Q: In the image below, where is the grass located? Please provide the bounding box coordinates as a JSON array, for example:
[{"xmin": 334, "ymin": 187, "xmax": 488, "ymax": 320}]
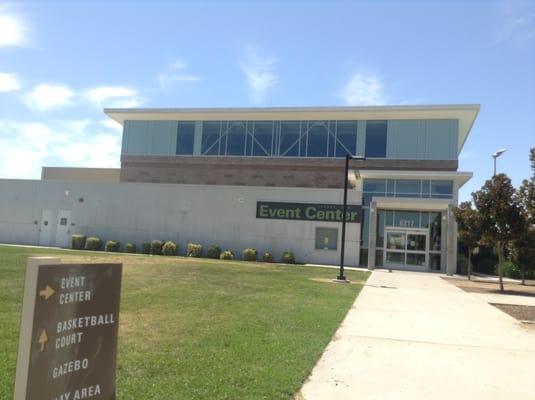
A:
[{"xmin": 0, "ymin": 245, "xmax": 369, "ymax": 399}]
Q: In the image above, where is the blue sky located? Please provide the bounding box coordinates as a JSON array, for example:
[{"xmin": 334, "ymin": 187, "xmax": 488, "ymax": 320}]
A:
[{"xmin": 0, "ymin": 0, "xmax": 534, "ymax": 201}]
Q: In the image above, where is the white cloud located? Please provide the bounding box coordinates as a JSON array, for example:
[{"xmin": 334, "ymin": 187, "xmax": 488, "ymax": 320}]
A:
[
  {"xmin": 498, "ymin": 2, "xmax": 535, "ymax": 43},
  {"xmin": 240, "ymin": 47, "xmax": 278, "ymax": 104},
  {"xmin": 339, "ymin": 72, "xmax": 386, "ymax": 106},
  {"xmin": 0, "ymin": 72, "xmax": 21, "ymax": 92},
  {"xmin": 22, "ymin": 83, "xmax": 74, "ymax": 111},
  {"xmin": 157, "ymin": 59, "xmax": 202, "ymax": 89},
  {"xmin": 84, "ymin": 86, "xmax": 143, "ymax": 108},
  {"xmin": 0, "ymin": 120, "xmax": 121, "ymax": 179},
  {"xmin": 0, "ymin": 12, "xmax": 27, "ymax": 47}
]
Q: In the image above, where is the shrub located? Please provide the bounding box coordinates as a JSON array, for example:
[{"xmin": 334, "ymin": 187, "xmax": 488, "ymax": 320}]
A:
[
  {"xmin": 71, "ymin": 235, "xmax": 86, "ymax": 250},
  {"xmin": 281, "ymin": 251, "xmax": 296, "ymax": 264},
  {"xmin": 141, "ymin": 242, "xmax": 151, "ymax": 254},
  {"xmin": 262, "ymin": 252, "xmax": 274, "ymax": 263},
  {"xmin": 105, "ymin": 240, "xmax": 120, "ymax": 252},
  {"xmin": 124, "ymin": 242, "xmax": 137, "ymax": 253},
  {"xmin": 151, "ymin": 240, "xmax": 163, "ymax": 255},
  {"xmin": 242, "ymin": 248, "xmax": 258, "ymax": 261},
  {"xmin": 162, "ymin": 241, "xmax": 177, "ymax": 256},
  {"xmin": 220, "ymin": 250, "xmax": 234, "ymax": 260},
  {"xmin": 85, "ymin": 237, "xmax": 103, "ymax": 251},
  {"xmin": 502, "ymin": 261, "xmax": 522, "ymax": 279},
  {"xmin": 187, "ymin": 243, "xmax": 203, "ymax": 258},
  {"xmin": 207, "ymin": 245, "xmax": 222, "ymax": 259}
]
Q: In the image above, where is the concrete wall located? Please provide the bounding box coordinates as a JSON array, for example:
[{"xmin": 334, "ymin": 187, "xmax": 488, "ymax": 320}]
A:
[
  {"xmin": 41, "ymin": 167, "xmax": 120, "ymax": 182},
  {"xmin": 0, "ymin": 179, "xmax": 362, "ymax": 266}
]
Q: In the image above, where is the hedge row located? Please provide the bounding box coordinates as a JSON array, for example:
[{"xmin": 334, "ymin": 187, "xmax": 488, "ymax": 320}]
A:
[{"xmin": 70, "ymin": 235, "xmax": 295, "ymax": 263}]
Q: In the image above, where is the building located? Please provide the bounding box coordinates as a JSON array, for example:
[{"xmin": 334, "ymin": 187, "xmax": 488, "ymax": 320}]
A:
[{"xmin": 0, "ymin": 104, "xmax": 479, "ymax": 274}]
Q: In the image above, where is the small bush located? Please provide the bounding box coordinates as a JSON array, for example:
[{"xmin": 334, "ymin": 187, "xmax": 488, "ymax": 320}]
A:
[
  {"xmin": 162, "ymin": 241, "xmax": 177, "ymax": 256},
  {"xmin": 141, "ymin": 242, "xmax": 151, "ymax": 254},
  {"xmin": 105, "ymin": 240, "xmax": 120, "ymax": 252},
  {"xmin": 71, "ymin": 235, "xmax": 86, "ymax": 250},
  {"xmin": 85, "ymin": 237, "xmax": 103, "ymax": 251},
  {"xmin": 124, "ymin": 242, "xmax": 137, "ymax": 253},
  {"xmin": 242, "ymin": 248, "xmax": 258, "ymax": 262},
  {"xmin": 151, "ymin": 240, "xmax": 163, "ymax": 255},
  {"xmin": 220, "ymin": 250, "xmax": 234, "ymax": 260},
  {"xmin": 187, "ymin": 243, "xmax": 203, "ymax": 258},
  {"xmin": 262, "ymin": 252, "xmax": 274, "ymax": 263},
  {"xmin": 207, "ymin": 245, "xmax": 222, "ymax": 259},
  {"xmin": 281, "ymin": 251, "xmax": 296, "ymax": 264},
  {"xmin": 502, "ymin": 261, "xmax": 521, "ymax": 279}
]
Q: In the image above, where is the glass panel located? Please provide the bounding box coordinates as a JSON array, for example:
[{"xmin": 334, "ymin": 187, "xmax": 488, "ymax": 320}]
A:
[
  {"xmin": 422, "ymin": 180, "xmax": 430, "ymax": 197},
  {"xmin": 335, "ymin": 121, "xmax": 357, "ymax": 157},
  {"xmin": 420, "ymin": 212, "xmax": 430, "ymax": 228},
  {"xmin": 365, "ymin": 120, "xmax": 387, "ymax": 158},
  {"xmin": 430, "ymin": 254, "xmax": 441, "ymax": 271},
  {"xmin": 279, "ymin": 121, "xmax": 300, "ymax": 157},
  {"xmin": 430, "ymin": 212, "xmax": 442, "ymax": 251},
  {"xmin": 252, "ymin": 121, "xmax": 273, "ymax": 156},
  {"xmin": 431, "ymin": 180, "xmax": 453, "ymax": 197},
  {"xmin": 395, "ymin": 180, "xmax": 421, "ymax": 196},
  {"xmin": 60, "ymin": 218, "xmax": 68, "ymax": 226},
  {"xmin": 361, "ymin": 209, "xmax": 370, "ymax": 247},
  {"xmin": 376, "ymin": 210, "xmax": 385, "ymax": 248},
  {"xmin": 176, "ymin": 121, "xmax": 195, "ymax": 155},
  {"xmin": 394, "ymin": 211, "xmax": 419, "ymax": 229},
  {"xmin": 387, "ymin": 180, "xmax": 395, "ymax": 196},
  {"xmin": 307, "ymin": 121, "xmax": 328, "ymax": 157},
  {"xmin": 201, "ymin": 121, "xmax": 221, "ymax": 155},
  {"xmin": 375, "ymin": 250, "xmax": 384, "ymax": 267},
  {"xmin": 363, "ymin": 179, "xmax": 386, "ymax": 193},
  {"xmin": 360, "ymin": 249, "xmax": 369, "ymax": 267},
  {"xmin": 385, "ymin": 210, "xmax": 394, "ymax": 227},
  {"xmin": 406, "ymin": 253, "xmax": 426, "ymax": 266},
  {"xmin": 407, "ymin": 234, "xmax": 426, "ymax": 251},
  {"xmin": 315, "ymin": 227, "xmax": 338, "ymax": 250},
  {"xmin": 226, "ymin": 121, "xmax": 246, "ymax": 156},
  {"xmin": 386, "ymin": 252, "xmax": 404, "ymax": 264},
  {"xmin": 386, "ymin": 232, "xmax": 406, "ymax": 250}
]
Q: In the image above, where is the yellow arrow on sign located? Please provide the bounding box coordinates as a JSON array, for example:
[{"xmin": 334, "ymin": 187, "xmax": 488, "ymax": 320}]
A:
[
  {"xmin": 39, "ymin": 285, "xmax": 55, "ymax": 300},
  {"xmin": 38, "ymin": 329, "xmax": 48, "ymax": 352}
]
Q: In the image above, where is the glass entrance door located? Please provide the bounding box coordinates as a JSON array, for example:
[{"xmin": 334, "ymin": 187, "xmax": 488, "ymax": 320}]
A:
[{"xmin": 384, "ymin": 229, "xmax": 428, "ymax": 269}]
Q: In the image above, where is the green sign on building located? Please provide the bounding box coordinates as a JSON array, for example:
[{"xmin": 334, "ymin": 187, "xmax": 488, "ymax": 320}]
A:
[{"xmin": 256, "ymin": 201, "xmax": 361, "ymax": 223}]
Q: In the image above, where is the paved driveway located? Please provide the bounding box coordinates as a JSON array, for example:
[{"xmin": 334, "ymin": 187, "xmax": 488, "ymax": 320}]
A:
[{"xmin": 297, "ymin": 270, "xmax": 535, "ymax": 400}]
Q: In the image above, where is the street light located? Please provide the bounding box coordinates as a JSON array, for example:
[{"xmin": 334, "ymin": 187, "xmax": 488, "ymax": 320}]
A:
[
  {"xmin": 492, "ymin": 148, "xmax": 507, "ymax": 176},
  {"xmin": 337, "ymin": 154, "xmax": 366, "ymax": 282}
]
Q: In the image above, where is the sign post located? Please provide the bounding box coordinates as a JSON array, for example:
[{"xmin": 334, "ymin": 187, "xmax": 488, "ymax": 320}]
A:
[{"xmin": 14, "ymin": 257, "xmax": 122, "ymax": 400}]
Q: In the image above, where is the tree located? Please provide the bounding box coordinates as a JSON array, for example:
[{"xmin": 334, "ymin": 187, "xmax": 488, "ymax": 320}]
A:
[
  {"xmin": 516, "ymin": 148, "xmax": 535, "ymax": 225},
  {"xmin": 453, "ymin": 201, "xmax": 482, "ymax": 280},
  {"xmin": 472, "ymin": 174, "xmax": 523, "ymax": 292}
]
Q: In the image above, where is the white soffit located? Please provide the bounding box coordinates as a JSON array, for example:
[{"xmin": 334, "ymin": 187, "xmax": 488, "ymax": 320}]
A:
[
  {"xmin": 104, "ymin": 104, "xmax": 479, "ymax": 154},
  {"xmin": 357, "ymin": 169, "xmax": 473, "ymax": 188},
  {"xmin": 372, "ymin": 197, "xmax": 453, "ymax": 211}
]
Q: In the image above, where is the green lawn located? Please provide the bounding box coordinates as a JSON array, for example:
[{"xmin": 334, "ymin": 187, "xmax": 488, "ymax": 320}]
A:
[{"xmin": 0, "ymin": 245, "xmax": 369, "ymax": 399}]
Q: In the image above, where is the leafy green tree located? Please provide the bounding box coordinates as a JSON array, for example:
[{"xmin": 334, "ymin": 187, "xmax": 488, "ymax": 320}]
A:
[
  {"xmin": 516, "ymin": 148, "xmax": 535, "ymax": 225},
  {"xmin": 453, "ymin": 201, "xmax": 482, "ymax": 280},
  {"xmin": 472, "ymin": 174, "xmax": 523, "ymax": 292}
]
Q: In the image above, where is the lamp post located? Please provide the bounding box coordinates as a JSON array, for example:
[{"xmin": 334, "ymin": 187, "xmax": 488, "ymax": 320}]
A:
[
  {"xmin": 492, "ymin": 148, "xmax": 507, "ymax": 176},
  {"xmin": 337, "ymin": 154, "xmax": 366, "ymax": 282}
]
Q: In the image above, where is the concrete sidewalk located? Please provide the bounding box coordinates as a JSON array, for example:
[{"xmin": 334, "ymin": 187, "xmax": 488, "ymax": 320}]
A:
[{"xmin": 298, "ymin": 271, "xmax": 535, "ymax": 400}]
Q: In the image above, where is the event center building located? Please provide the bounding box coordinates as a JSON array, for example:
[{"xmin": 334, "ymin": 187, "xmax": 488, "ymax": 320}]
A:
[{"xmin": 0, "ymin": 104, "xmax": 479, "ymax": 274}]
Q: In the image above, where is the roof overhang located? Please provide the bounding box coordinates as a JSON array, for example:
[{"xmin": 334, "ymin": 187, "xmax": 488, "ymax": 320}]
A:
[
  {"xmin": 104, "ymin": 104, "xmax": 479, "ymax": 154},
  {"xmin": 372, "ymin": 197, "xmax": 453, "ymax": 211},
  {"xmin": 350, "ymin": 169, "xmax": 473, "ymax": 188}
]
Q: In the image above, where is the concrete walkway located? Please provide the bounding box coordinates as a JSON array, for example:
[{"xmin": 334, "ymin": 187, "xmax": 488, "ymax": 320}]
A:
[{"xmin": 298, "ymin": 270, "xmax": 535, "ymax": 400}]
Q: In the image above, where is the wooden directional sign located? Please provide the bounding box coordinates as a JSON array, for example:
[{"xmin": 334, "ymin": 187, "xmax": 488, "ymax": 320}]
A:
[{"xmin": 14, "ymin": 257, "xmax": 122, "ymax": 400}]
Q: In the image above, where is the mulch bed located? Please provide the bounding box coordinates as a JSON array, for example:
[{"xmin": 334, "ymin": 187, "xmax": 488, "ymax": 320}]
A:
[
  {"xmin": 491, "ymin": 303, "xmax": 535, "ymax": 322},
  {"xmin": 442, "ymin": 277, "xmax": 535, "ymax": 298}
]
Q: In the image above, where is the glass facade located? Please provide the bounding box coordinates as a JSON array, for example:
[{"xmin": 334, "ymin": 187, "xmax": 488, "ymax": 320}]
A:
[
  {"xmin": 176, "ymin": 122, "xmax": 195, "ymax": 155},
  {"xmin": 359, "ymin": 178, "xmax": 452, "ymax": 268},
  {"xmin": 365, "ymin": 121, "xmax": 387, "ymax": 158},
  {"xmin": 195, "ymin": 120, "xmax": 359, "ymax": 158}
]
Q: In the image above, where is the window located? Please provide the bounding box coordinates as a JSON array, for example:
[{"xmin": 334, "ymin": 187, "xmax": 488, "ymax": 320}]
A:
[
  {"xmin": 201, "ymin": 121, "xmax": 221, "ymax": 155},
  {"xmin": 252, "ymin": 121, "xmax": 273, "ymax": 156},
  {"xmin": 60, "ymin": 218, "xmax": 68, "ymax": 226},
  {"xmin": 307, "ymin": 121, "xmax": 328, "ymax": 157},
  {"xmin": 176, "ymin": 122, "xmax": 195, "ymax": 155},
  {"xmin": 431, "ymin": 180, "xmax": 453, "ymax": 198},
  {"xmin": 315, "ymin": 227, "xmax": 338, "ymax": 250},
  {"xmin": 226, "ymin": 122, "xmax": 246, "ymax": 156},
  {"xmin": 335, "ymin": 121, "xmax": 357, "ymax": 157},
  {"xmin": 279, "ymin": 121, "xmax": 300, "ymax": 157},
  {"xmin": 365, "ymin": 120, "xmax": 387, "ymax": 158},
  {"xmin": 395, "ymin": 180, "xmax": 421, "ymax": 197}
]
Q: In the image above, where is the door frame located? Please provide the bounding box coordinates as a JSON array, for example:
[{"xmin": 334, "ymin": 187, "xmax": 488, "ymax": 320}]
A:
[{"xmin": 384, "ymin": 227, "xmax": 429, "ymax": 270}]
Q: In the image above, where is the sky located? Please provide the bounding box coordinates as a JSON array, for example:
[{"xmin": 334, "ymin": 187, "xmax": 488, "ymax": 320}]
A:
[{"xmin": 0, "ymin": 0, "xmax": 534, "ymax": 201}]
